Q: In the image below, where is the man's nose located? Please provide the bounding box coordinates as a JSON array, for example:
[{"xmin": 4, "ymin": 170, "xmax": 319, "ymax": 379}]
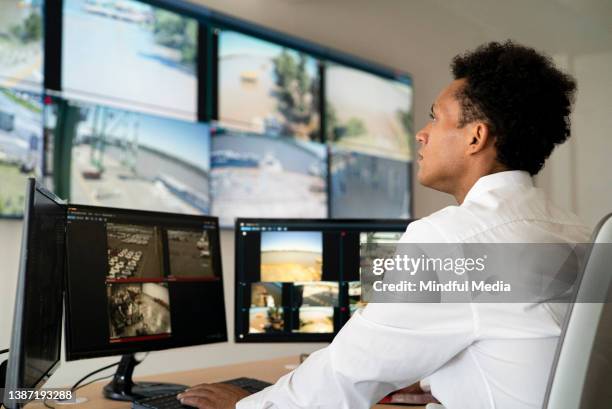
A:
[{"xmin": 416, "ymin": 128, "xmax": 428, "ymax": 145}]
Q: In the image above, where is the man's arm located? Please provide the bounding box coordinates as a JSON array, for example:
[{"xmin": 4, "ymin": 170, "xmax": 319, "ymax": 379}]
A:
[{"xmin": 234, "ymin": 303, "xmax": 477, "ymax": 409}]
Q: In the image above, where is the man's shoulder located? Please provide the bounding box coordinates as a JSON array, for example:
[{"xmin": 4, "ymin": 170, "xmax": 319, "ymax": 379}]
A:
[
  {"xmin": 401, "ymin": 197, "xmax": 590, "ymax": 244},
  {"xmin": 401, "ymin": 206, "xmax": 469, "ymax": 243}
]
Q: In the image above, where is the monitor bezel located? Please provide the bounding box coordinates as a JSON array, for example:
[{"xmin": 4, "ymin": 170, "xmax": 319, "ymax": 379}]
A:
[
  {"xmin": 4, "ymin": 179, "xmax": 65, "ymax": 408},
  {"xmin": 233, "ymin": 217, "xmax": 412, "ymax": 343},
  {"xmin": 63, "ymin": 204, "xmax": 228, "ymax": 361}
]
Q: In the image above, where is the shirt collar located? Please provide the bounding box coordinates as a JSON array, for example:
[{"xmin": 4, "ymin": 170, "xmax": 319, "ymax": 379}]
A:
[{"xmin": 463, "ymin": 170, "xmax": 533, "ymax": 204}]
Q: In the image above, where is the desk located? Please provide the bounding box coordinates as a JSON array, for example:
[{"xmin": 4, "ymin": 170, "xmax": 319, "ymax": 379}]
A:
[{"xmin": 34, "ymin": 356, "xmax": 424, "ymax": 409}]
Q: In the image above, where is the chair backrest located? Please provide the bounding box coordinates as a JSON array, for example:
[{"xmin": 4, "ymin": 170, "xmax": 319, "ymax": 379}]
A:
[{"xmin": 543, "ymin": 213, "xmax": 612, "ymax": 409}]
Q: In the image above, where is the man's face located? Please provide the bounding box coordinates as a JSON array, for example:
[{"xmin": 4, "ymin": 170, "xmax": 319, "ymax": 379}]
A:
[{"xmin": 415, "ymin": 79, "xmax": 471, "ymax": 192}]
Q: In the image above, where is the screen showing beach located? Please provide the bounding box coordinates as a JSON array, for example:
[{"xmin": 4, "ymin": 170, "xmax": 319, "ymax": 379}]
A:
[
  {"xmin": 210, "ymin": 126, "xmax": 327, "ymax": 226},
  {"xmin": 260, "ymin": 230, "xmax": 323, "ymax": 282},
  {"xmin": 0, "ymin": 0, "xmax": 43, "ymax": 91},
  {"xmin": 0, "ymin": 87, "xmax": 42, "ymax": 217},
  {"xmin": 326, "ymin": 63, "xmax": 413, "ymax": 160},
  {"xmin": 62, "ymin": 0, "xmax": 198, "ymax": 119},
  {"xmin": 69, "ymin": 101, "xmax": 210, "ymax": 214},
  {"xmin": 218, "ymin": 30, "xmax": 320, "ymax": 141}
]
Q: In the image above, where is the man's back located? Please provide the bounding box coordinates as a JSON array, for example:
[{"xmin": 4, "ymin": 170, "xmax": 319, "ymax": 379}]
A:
[{"xmin": 395, "ymin": 171, "xmax": 590, "ymax": 409}]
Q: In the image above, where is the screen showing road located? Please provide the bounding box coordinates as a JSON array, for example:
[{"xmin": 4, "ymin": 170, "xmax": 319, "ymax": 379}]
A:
[
  {"xmin": 210, "ymin": 124, "xmax": 327, "ymax": 227},
  {"xmin": 0, "ymin": 87, "xmax": 42, "ymax": 217}
]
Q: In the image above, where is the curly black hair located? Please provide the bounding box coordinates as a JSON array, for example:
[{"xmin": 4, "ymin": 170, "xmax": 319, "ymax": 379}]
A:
[{"xmin": 451, "ymin": 41, "xmax": 576, "ymax": 175}]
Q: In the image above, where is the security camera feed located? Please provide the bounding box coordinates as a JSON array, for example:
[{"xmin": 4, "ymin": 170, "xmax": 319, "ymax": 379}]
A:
[
  {"xmin": 218, "ymin": 30, "xmax": 320, "ymax": 141},
  {"xmin": 107, "ymin": 282, "xmax": 172, "ymax": 341},
  {"xmin": 211, "ymin": 126, "xmax": 326, "ymax": 226},
  {"xmin": 293, "ymin": 282, "xmax": 339, "ymax": 307},
  {"xmin": 296, "ymin": 306, "xmax": 333, "ymax": 333},
  {"xmin": 0, "ymin": 87, "xmax": 42, "ymax": 217},
  {"xmin": 70, "ymin": 102, "xmax": 210, "ymax": 215},
  {"xmin": 260, "ymin": 231, "xmax": 323, "ymax": 282},
  {"xmin": 106, "ymin": 223, "xmax": 163, "ymax": 280},
  {"xmin": 331, "ymin": 147, "xmax": 411, "ymax": 218},
  {"xmin": 0, "ymin": 0, "xmax": 43, "ymax": 90},
  {"xmin": 326, "ymin": 63, "xmax": 413, "ymax": 160},
  {"xmin": 62, "ymin": 0, "xmax": 198, "ymax": 119},
  {"xmin": 235, "ymin": 220, "xmax": 409, "ymax": 342},
  {"xmin": 167, "ymin": 229, "xmax": 214, "ymax": 278},
  {"xmin": 348, "ymin": 281, "xmax": 365, "ymax": 316},
  {"xmin": 249, "ymin": 307, "xmax": 284, "ymax": 334},
  {"xmin": 348, "ymin": 281, "xmax": 362, "ymax": 305},
  {"xmin": 250, "ymin": 282, "xmax": 282, "ymax": 307},
  {"xmin": 359, "ymin": 231, "xmax": 403, "ymax": 300}
]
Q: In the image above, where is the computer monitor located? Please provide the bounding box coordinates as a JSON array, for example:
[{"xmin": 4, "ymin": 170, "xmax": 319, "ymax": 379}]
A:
[
  {"xmin": 217, "ymin": 29, "xmax": 321, "ymax": 141},
  {"xmin": 210, "ymin": 123, "xmax": 328, "ymax": 227},
  {"xmin": 0, "ymin": 1, "xmax": 44, "ymax": 91},
  {"xmin": 0, "ymin": 88, "xmax": 44, "ymax": 218},
  {"xmin": 2, "ymin": 179, "xmax": 66, "ymax": 409},
  {"xmin": 63, "ymin": 204, "xmax": 227, "ymax": 401},
  {"xmin": 62, "ymin": 0, "xmax": 199, "ymax": 120},
  {"xmin": 234, "ymin": 218, "xmax": 411, "ymax": 342}
]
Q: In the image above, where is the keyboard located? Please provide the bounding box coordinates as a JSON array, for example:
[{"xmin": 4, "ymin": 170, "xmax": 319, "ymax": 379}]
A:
[{"xmin": 132, "ymin": 377, "xmax": 272, "ymax": 409}]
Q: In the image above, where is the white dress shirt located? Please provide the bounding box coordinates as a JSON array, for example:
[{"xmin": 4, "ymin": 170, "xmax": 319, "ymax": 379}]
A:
[{"xmin": 236, "ymin": 171, "xmax": 591, "ymax": 409}]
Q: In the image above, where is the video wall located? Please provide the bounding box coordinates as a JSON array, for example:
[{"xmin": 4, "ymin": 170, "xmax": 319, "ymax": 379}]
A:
[{"xmin": 0, "ymin": 0, "xmax": 414, "ymax": 223}]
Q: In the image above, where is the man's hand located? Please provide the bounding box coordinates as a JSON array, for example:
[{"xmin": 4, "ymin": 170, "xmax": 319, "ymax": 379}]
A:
[
  {"xmin": 385, "ymin": 382, "xmax": 439, "ymax": 405},
  {"xmin": 177, "ymin": 383, "xmax": 251, "ymax": 409}
]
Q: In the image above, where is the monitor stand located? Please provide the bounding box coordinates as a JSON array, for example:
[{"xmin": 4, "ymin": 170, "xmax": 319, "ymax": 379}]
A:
[{"xmin": 103, "ymin": 354, "xmax": 186, "ymax": 402}]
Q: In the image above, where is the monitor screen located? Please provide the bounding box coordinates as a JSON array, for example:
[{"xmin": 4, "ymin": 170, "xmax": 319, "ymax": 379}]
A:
[
  {"xmin": 4, "ymin": 179, "xmax": 65, "ymax": 408},
  {"xmin": 325, "ymin": 63, "xmax": 413, "ymax": 160},
  {"xmin": 0, "ymin": 87, "xmax": 43, "ymax": 218},
  {"xmin": 0, "ymin": 0, "xmax": 44, "ymax": 91},
  {"xmin": 217, "ymin": 30, "xmax": 321, "ymax": 141},
  {"xmin": 330, "ymin": 147, "xmax": 412, "ymax": 218},
  {"xmin": 66, "ymin": 100, "xmax": 210, "ymax": 215},
  {"xmin": 234, "ymin": 218, "xmax": 410, "ymax": 342},
  {"xmin": 62, "ymin": 0, "xmax": 198, "ymax": 120},
  {"xmin": 64, "ymin": 205, "xmax": 227, "ymax": 360},
  {"xmin": 210, "ymin": 124, "xmax": 327, "ymax": 227}
]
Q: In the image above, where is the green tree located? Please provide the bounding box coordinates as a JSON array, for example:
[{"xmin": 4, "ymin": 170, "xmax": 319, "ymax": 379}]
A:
[
  {"xmin": 152, "ymin": 10, "xmax": 197, "ymax": 68},
  {"xmin": 397, "ymin": 108, "xmax": 414, "ymax": 136},
  {"xmin": 325, "ymin": 103, "xmax": 339, "ymax": 141},
  {"xmin": 10, "ymin": 11, "xmax": 42, "ymax": 43},
  {"xmin": 345, "ymin": 117, "xmax": 366, "ymax": 137},
  {"xmin": 272, "ymin": 49, "xmax": 314, "ymax": 132}
]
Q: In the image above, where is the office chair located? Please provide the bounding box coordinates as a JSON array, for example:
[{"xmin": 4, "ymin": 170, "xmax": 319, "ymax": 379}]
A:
[{"xmin": 543, "ymin": 213, "xmax": 612, "ymax": 409}]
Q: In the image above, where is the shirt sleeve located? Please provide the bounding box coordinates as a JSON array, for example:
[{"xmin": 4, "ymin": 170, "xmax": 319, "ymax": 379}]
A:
[{"xmin": 236, "ymin": 303, "xmax": 477, "ymax": 409}]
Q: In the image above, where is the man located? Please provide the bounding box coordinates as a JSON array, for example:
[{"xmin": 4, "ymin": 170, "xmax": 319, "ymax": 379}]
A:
[{"xmin": 179, "ymin": 41, "xmax": 590, "ymax": 409}]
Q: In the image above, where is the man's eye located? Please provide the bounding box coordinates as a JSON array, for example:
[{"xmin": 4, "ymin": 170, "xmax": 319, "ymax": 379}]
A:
[{"xmin": 429, "ymin": 113, "xmax": 436, "ymax": 121}]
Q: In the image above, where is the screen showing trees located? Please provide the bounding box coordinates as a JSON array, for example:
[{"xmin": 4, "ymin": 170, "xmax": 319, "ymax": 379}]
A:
[{"xmin": 218, "ymin": 30, "xmax": 321, "ymax": 142}]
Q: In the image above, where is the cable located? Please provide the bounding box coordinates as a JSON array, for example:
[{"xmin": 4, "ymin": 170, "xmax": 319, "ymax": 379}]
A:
[
  {"xmin": 73, "ymin": 372, "xmax": 116, "ymax": 392},
  {"xmin": 70, "ymin": 352, "xmax": 149, "ymax": 391},
  {"xmin": 69, "ymin": 361, "xmax": 120, "ymax": 391}
]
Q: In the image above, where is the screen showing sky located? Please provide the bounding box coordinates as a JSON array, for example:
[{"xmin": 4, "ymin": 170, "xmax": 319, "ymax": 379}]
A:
[
  {"xmin": 261, "ymin": 231, "xmax": 322, "ymax": 253},
  {"xmin": 62, "ymin": 0, "xmax": 198, "ymax": 120}
]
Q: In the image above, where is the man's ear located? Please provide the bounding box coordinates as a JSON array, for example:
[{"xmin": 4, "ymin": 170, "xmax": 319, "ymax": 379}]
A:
[{"xmin": 467, "ymin": 121, "xmax": 490, "ymax": 155}]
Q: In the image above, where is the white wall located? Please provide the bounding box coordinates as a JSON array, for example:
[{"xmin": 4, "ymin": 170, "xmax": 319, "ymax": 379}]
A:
[{"xmin": 1, "ymin": 0, "xmax": 610, "ymax": 389}]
